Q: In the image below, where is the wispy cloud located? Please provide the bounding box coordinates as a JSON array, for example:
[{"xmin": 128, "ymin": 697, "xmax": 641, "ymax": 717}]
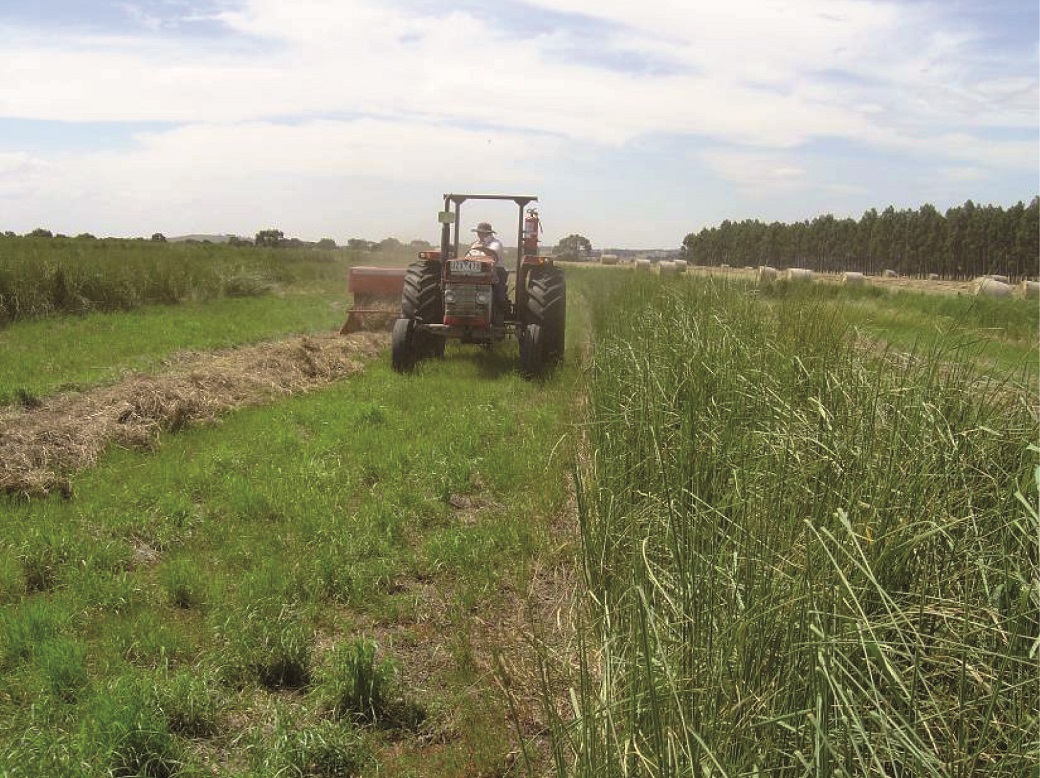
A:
[{"xmin": 0, "ymin": 0, "xmax": 1034, "ymax": 245}]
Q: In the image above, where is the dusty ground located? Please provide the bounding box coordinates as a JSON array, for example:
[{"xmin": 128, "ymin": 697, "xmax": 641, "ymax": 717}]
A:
[{"xmin": 0, "ymin": 331, "xmax": 386, "ymax": 497}]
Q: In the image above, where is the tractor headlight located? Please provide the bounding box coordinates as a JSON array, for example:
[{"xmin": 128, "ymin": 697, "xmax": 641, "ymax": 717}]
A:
[
  {"xmin": 475, "ymin": 291, "xmax": 490, "ymax": 305},
  {"xmin": 443, "ymin": 290, "xmax": 456, "ymax": 304}
]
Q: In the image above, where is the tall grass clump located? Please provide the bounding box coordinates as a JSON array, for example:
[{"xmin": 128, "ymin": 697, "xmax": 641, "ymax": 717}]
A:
[
  {"xmin": 0, "ymin": 235, "xmax": 349, "ymax": 324},
  {"xmin": 548, "ymin": 273, "xmax": 1038, "ymax": 776}
]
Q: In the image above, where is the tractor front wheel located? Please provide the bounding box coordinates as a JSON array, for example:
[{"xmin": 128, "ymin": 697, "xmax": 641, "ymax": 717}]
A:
[
  {"xmin": 519, "ymin": 322, "xmax": 544, "ymax": 378},
  {"xmin": 391, "ymin": 318, "xmax": 418, "ymax": 373}
]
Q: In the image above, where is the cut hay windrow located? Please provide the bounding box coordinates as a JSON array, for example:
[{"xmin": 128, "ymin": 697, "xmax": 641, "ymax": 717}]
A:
[{"xmin": 0, "ymin": 332, "xmax": 385, "ymax": 497}]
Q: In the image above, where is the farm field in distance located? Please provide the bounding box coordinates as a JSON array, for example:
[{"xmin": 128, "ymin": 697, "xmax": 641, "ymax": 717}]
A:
[{"xmin": 0, "ymin": 243, "xmax": 1037, "ymax": 775}]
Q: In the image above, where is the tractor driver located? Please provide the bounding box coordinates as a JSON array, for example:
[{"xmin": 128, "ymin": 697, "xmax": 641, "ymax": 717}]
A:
[{"xmin": 470, "ymin": 221, "xmax": 508, "ymax": 324}]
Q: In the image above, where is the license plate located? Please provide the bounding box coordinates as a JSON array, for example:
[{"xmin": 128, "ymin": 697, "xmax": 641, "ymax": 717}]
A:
[{"xmin": 451, "ymin": 260, "xmax": 483, "ymax": 274}]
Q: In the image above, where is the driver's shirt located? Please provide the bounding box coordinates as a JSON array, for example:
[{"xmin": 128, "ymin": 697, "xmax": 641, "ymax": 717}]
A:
[{"xmin": 470, "ymin": 235, "xmax": 505, "ymax": 268}]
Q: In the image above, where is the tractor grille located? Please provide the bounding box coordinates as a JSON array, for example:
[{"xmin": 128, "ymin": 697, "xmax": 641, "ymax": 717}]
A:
[{"xmin": 443, "ymin": 283, "xmax": 491, "ymax": 322}]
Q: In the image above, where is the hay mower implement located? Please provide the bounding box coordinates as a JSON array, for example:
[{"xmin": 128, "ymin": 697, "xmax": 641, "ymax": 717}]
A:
[
  {"xmin": 339, "ymin": 266, "xmax": 408, "ymax": 335},
  {"xmin": 344, "ymin": 193, "xmax": 565, "ymax": 378}
]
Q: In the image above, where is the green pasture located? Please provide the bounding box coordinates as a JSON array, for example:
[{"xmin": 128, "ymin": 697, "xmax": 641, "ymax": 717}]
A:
[
  {"xmin": 548, "ymin": 268, "xmax": 1038, "ymax": 776},
  {"xmin": 0, "ymin": 240, "xmax": 428, "ymax": 406},
  {"xmin": 1, "ymin": 254, "xmax": 1037, "ymax": 775},
  {"xmin": 1, "ymin": 340, "xmax": 579, "ymax": 775},
  {"xmin": 0, "ymin": 295, "xmax": 349, "ymax": 406}
]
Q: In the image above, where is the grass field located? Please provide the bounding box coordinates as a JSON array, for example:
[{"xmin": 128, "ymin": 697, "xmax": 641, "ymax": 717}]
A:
[
  {"xmin": 544, "ymin": 269, "xmax": 1038, "ymax": 776},
  {"xmin": 0, "ymin": 256, "xmax": 1036, "ymax": 775}
]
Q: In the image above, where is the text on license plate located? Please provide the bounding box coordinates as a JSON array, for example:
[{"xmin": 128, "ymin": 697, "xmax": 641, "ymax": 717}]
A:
[{"xmin": 451, "ymin": 260, "xmax": 483, "ymax": 274}]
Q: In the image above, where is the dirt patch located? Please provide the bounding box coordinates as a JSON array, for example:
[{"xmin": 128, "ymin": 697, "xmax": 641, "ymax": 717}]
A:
[{"xmin": 0, "ymin": 331, "xmax": 387, "ymax": 497}]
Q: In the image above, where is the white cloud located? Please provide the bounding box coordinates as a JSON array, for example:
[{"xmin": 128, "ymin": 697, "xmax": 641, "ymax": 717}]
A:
[
  {"xmin": 938, "ymin": 166, "xmax": 989, "ymax": 183},
  {"xmin": 0, "ymin": 0, "xmax": 1034, "ymax": 244},
  {"xmin": 0, "ymin": 118, "xmax": 569, "ymax": 240},
  {"xmin": 699, "ymin": 149, "xmax": 808, "ymax": 193},
  {"xmin": 1, "ymin": 0, "xmax": 1033, "ymax": 151}
]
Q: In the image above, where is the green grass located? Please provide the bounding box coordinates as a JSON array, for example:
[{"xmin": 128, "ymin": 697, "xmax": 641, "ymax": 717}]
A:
[
  {"xmin": 2, "ymin": 262, "xmax": 1036, "ymax": 775},
  {"xmin": 0, "ymin": 294, "xmax": 350, "ymax": 405},
  {"xmin": 0, "ymin": 235, "xmax": 353, "ymax": 323},
  {"xmin": 835, "ymin": 286, "xmax": 1039, "ymax": 380},
  {"xmin": 543, "ymin": 270, "xmax": 1039, "ymax": 776},
  {"xmin": 0, "ymin": 323, "xmax": 579, "ymax": 774}
]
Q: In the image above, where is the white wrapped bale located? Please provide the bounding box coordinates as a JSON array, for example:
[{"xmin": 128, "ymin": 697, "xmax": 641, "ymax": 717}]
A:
[
  {"xmin": 1019, "ymin": 280, "xmax": 1039, "ymax": 298},
  {"xmin": 673, "ymin": 259, "xmax": 688, "ymax": 273},
  {"xmin": 842, "ymin": 271, "xmax": 866, "ymax": 286},
  {"xmin": 658, "ymin": 261, "xmax": 678, "ymax": 277},
  {"xmin": 635, "ymin": 258, "xmax": 652, "ymax": 272},
  {"xmin": 783, "ymin": 268, "xmax": 814, "ymax": 282},
  {"xmin": 927, "ymin": 273, "xmax": 939, "ymax": 281},
  {"xmin": 973, "ymin": 276, "xmax": 1012, "ymax": 297},
  {"xmin": 600, "ymin": 253, "xmax": 619, "ymax": 265},
  {"xmin": 882, "ymin": 269, "xmax": 898, "ymax": 278},
  {"xmin": 756, "ymin": 265, "xmax": 779, "ymax": 283}
]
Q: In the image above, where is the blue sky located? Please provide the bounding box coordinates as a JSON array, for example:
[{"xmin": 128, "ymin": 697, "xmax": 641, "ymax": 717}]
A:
[{"xmin": 0, "ymin": 0, "xmax": 1035, "ymax": 248}]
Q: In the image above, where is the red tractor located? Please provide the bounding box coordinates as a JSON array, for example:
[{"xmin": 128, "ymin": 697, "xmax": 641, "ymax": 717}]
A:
[{"xmin": 391, "ymin": 193, "xmax": 566, "ymax": 377}]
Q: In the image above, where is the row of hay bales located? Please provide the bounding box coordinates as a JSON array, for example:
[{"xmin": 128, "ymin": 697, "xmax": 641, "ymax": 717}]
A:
[
  {"xmin": 753, "ymin": 266, "xmax": 1039, "ymax": 298},
  {"xmin": 973, "ymin": 276, "xmax": 1039, "ymax": 298},
  {"xmin": 630, "ymin": 259, "xmax": 690, "ymax": 276}
]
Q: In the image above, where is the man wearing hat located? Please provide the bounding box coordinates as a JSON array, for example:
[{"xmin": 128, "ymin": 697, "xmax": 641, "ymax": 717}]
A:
[{"xmin": 470, "ymin": 222, "xmax": 508, "ymax": 324}]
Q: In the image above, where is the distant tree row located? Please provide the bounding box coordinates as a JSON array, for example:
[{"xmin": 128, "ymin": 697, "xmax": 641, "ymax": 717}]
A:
[
  {"xmin": 3, "ymin": 227, "xmax": 442, "ymax": 254},
  {"xmin": 682, "ymin": 197, "xmax": 1040, "ymax": 280},
  {"xmin": 554, "ymin": 234, "xmax": 593, "ymax": 261}
]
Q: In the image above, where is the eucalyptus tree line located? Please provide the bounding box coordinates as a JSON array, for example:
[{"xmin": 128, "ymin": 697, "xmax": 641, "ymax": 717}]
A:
[{"xmin": 682, "ymin": 197, "xmax": 1039, "ymax": 280}]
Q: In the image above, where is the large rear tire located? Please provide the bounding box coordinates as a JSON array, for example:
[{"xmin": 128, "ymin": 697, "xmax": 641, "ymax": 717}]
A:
[
  {"xmin": 519, "ymin": 323, "xmax": 544, "ymax": 379},
  {"xmin": 401, "ymin": 260, "xmax": 444, "ymax": 362},
  {"xmin": 526, "ymin": 267, "xmax": 565, "ymax": 364},
  {"xmin": 391, "ymin": 318, "xmax": 417, "ymax": 373},
  {"xmin": 402, "ymin": 260, "xmax": 442, "ymax": 324}
]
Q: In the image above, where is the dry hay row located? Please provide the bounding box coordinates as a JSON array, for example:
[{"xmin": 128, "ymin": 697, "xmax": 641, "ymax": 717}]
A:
[{"xmin": 0, "ymin": 332, "xmax": 387, "ymax": 498}]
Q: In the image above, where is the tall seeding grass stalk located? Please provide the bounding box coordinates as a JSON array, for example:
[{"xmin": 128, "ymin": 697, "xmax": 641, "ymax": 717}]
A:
[
  {"xmin": 547, "ymin": 274, "xmax": 1038, "ymax": 776},
  {"xmin": 0, "ymin": 235, "xmax": 348, "ymax": 324}
]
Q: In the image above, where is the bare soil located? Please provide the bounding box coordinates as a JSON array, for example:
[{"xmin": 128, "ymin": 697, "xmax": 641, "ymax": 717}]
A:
[{"xmin": 0, "ymin": 331, "xmax": 386, "ymax": 497}]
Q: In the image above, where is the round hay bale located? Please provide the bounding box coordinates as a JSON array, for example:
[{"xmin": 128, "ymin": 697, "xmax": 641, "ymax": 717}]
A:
[
  {"xmin": 986, "ymin": 274, "xmax": 1010, "ymax": 284},
  {"xmin": 973, "ymin": 276, "xmax": 1012, "ymax": 297},
  {"xmin": 634, "ymin": 258, "xmax": 652, "ymax": 272},
  {"xmin": 842, "ymin": 271, "xmax": 866, "ymax": 286},
  {"xmin": 882, "ymin": 269, "xmax": 898, "ymax": 278},
  {"xmin": 927, "ymin": 273, "xmax": 939, "ymax": 281},
  {"xmin": 658, "ymin": 261, "xmax": 678, "ymax": 277},
  {"xmin": 756, "ymin": 265, "xmax": 779, "ymax": 283},
  {"xmin": 673, "ymin": 259, "xmax": 688, "ymax": 273},
  {"xmin": 600, "ymin": 253, "xmax": 619, "ymax": 265},
  {"xmin": 783, "ymin": 268, "xmax": 814, "ymax": 282},
  {"xmin": 1019, "ymin": 280, "xmax": 1039, "ymax": 298}
]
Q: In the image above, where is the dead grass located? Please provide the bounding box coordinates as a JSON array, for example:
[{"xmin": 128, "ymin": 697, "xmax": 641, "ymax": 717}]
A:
[{"xmin": 0, "ymin": 331, "xmax": 386, "ymax": 497}]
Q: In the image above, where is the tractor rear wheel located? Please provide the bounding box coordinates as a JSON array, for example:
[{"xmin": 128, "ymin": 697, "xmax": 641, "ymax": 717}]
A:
[
  {"xmin": 519, "ymin": 322, "xmax": 544, "ymax": 378},
  {"xmin": 401, "ymin": 260, "xmax": 444, "ymax": 362},
  {"xmin": 526, "ymin": 267, "xmax": 565, "ymax": 364},
  {"xmin": 402, "ymin": 260, "xmax": 442, "ymax": 324},
  {"xmin": 391, "ymin": 318, "xmax": 417, "ymax": 373}
]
